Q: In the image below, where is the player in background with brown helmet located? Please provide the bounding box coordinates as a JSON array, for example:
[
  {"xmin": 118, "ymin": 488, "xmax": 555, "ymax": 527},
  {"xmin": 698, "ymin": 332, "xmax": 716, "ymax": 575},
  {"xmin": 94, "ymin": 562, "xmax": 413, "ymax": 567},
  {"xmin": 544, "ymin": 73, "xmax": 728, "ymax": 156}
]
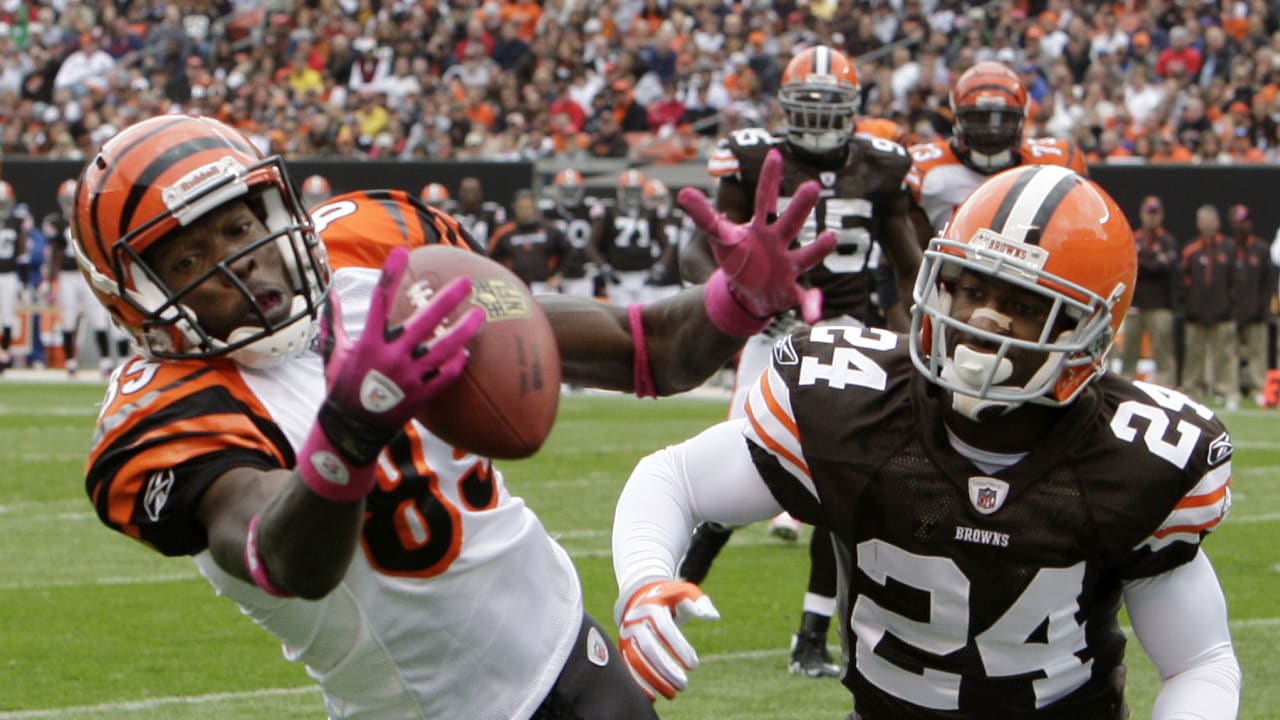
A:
[
  {"xmin": 676, "ymin": 45, "xmax": 922, "ymax": 679},
  {"xmin": 906, "ymin": 60, "xmax": 1087, "ymax": 246}
]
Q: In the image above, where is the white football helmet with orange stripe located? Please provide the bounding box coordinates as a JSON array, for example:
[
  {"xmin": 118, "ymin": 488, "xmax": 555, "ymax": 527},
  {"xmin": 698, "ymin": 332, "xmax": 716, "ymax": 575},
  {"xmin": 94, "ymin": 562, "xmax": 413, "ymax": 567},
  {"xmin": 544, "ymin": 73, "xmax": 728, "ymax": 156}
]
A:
[
  {"xmin": 910, "ymin": 165, "xmax": 1135, "ymax": 418},
  {"xmin": 951, "ymin": 61, "xmax": 1028, "ymax": 172},
  {"xmin": 778, "ymin": 45, "xmax": 860, "ymax": 155},
  {"xmin": 72, "ymin": 114, "xmax": 328, "ymax": 368}
]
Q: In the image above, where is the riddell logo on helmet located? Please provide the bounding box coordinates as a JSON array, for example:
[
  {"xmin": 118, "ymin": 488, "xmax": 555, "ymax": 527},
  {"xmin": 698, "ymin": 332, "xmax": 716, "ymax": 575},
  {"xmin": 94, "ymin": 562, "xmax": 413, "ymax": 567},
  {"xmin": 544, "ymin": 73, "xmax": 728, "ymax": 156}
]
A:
[{"xmin": 163, "ymin": 157, "xmax": 247, "ymax": 209}]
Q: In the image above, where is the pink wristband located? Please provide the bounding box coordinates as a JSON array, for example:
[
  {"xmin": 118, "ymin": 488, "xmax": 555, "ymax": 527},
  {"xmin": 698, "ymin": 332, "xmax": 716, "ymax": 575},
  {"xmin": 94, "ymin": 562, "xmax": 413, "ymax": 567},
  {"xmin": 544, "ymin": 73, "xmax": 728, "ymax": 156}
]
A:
[
  {"xmin": 704, "ymin": 270, "xmax": 770, "ymax": 337},
  {"xmin": 296, "ymin": 423, "xmax": 378, "ymax": 502},
  {"xmin": 628, "ymin": 303, "xmax": 657, "ymax": 398},
  {"xmin": 245, "ymin": 514, "xmax": 293, "ymax": 598}
]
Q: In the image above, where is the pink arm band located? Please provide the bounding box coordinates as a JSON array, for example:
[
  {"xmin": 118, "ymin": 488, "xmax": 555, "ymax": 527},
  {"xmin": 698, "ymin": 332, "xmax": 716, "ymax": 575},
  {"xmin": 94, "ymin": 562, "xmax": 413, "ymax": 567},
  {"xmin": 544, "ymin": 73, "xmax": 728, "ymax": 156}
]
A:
[
  {"xmin": 703, "ymin": 270, "xmax": 770, "ymax": 338},
  {"xmin": 628, "ymin": 303, "xmax": 657, "ymax": 398},
  {"xmin": 244, "ymin": 514, "xmax": 293, "ymax": 598},
  {"xmin": 296, "ymin": 423, "xmax": 378, "ymax": 502}
]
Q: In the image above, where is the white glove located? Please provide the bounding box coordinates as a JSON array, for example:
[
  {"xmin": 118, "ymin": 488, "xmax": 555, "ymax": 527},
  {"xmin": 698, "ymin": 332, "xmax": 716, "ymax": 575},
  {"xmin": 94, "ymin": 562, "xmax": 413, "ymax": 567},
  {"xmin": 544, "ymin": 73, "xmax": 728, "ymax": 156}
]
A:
[{"xmin": 617, "ymin": 580, "xmax": 720, "ymax": 700}]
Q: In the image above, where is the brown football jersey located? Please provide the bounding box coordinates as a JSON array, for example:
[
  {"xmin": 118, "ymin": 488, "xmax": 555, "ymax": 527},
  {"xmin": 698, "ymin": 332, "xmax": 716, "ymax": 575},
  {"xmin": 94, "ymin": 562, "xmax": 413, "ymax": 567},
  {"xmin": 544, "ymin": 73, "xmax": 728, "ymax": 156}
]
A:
[
  {"xmin": 743, "ymin": 326, "xmax": 1232, "ymax": 719},
  {"xmin": 709, "ymin": 129, "xmax": 913, "ymax": 324}
]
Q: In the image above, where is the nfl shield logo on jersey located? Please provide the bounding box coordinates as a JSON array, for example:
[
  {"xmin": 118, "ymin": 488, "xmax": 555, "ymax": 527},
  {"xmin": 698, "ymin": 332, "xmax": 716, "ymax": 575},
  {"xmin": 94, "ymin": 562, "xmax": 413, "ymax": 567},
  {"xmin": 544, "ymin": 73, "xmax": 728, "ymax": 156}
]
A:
[
  {"xmin": 586, "ymin": 626, "xmax": 609, "ymax": 667},
  {"xmin": 968, "ymin": 476, "xmax": 1009, "ymax": 515}
]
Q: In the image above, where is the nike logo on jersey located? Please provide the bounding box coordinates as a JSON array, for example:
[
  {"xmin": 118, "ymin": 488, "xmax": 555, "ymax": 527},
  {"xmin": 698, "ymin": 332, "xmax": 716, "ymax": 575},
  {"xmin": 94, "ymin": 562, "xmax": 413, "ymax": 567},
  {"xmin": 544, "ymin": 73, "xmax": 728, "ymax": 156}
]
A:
[{"xmin": 954, "ymin": 525, "xmax": 1010, "ymax": 547}]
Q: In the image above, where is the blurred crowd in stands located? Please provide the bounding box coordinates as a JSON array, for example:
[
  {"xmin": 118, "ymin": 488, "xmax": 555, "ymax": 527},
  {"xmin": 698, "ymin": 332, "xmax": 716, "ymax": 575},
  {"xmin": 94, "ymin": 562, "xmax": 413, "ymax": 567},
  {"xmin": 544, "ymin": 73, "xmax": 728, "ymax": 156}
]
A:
[{"xmin": 1, "ymin": 0, "xmax": 1280, "ymax": 166}]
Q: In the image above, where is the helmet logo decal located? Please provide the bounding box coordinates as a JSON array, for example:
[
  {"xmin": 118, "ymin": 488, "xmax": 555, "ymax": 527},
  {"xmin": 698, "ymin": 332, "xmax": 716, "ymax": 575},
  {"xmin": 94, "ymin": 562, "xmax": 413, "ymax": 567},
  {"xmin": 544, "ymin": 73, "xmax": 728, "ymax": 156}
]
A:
[
  {"xmin": 969, "ymin": 229, "xmax": 1049, "ymax": 271},
  {"xmin": 163, "ymin": 157, "xmax": 247, "ymax": 211}
]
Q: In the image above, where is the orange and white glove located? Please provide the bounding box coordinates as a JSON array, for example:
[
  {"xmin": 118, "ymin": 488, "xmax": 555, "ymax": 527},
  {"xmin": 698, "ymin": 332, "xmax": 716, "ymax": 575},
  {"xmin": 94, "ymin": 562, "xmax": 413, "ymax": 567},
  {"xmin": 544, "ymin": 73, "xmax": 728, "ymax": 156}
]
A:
[{"xmin": 617, "ymin": 580, "xmax": 720, "ymax": 701}]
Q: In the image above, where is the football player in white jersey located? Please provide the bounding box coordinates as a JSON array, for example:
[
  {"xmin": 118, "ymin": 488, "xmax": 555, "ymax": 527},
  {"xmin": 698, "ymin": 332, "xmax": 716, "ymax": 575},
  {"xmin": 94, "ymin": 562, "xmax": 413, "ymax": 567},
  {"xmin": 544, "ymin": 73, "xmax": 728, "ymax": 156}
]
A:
[
  {"xmin": 73, "ymin": 115, "xmax": 835, "ymax": 719},
  {"xmin": 906, "ymin": 60, "xmax": 1087, "ymax": 245},
  {"xmin": 613, "ymin": 165, "xmax": 1240, "ymax": 718}
]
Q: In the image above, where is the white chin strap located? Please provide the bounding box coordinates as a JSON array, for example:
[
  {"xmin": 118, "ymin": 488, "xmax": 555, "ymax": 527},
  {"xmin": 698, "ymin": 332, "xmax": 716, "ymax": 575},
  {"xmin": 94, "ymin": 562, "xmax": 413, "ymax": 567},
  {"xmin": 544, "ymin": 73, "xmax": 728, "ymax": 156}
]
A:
[
  {"xmin": 795, "ymin": 130, "xmax": 846, "ymax": 154},
  {"xmin": 969, "ymin": 148, "xmax": 1014, "ymax": 172},
  {"xmin": 940, "ymin": 344, "xmax": 1015, "ymax": 420},
  {"xmin": 225, "ymin": 295, "xmax": 314, "ymax": 369}
]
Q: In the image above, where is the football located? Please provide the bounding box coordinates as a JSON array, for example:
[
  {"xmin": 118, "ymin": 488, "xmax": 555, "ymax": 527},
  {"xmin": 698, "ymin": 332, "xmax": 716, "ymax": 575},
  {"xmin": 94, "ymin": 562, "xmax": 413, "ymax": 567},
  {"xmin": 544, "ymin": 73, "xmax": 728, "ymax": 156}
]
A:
[{"xmin": 389, "ymin": 244, "xmax": 561, "ymax": 459}]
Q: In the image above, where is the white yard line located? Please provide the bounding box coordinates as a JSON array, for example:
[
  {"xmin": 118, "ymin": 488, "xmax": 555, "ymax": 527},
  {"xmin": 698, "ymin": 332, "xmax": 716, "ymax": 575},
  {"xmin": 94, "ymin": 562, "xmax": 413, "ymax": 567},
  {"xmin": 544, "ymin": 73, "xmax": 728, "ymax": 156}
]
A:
[{"xmin": 6, "ymin": 619, "xmax": 1280, "ymax": 719}]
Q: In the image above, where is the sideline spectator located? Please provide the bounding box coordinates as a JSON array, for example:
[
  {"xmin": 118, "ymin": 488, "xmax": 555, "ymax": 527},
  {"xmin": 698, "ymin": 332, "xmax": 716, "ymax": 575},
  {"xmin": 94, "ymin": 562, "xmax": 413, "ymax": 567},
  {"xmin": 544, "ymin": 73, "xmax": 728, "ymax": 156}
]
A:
[
  {"xmin": 1181, "ymin": 204, "xmax": 1239, "ymax": 409},
  {"xmin": 1122, "ymin": 195, "xmax": 1180, "ymax": 387},
  {"xmin": 1227, "ymin": 204, "xmax": 1274, "ymax": 405}
]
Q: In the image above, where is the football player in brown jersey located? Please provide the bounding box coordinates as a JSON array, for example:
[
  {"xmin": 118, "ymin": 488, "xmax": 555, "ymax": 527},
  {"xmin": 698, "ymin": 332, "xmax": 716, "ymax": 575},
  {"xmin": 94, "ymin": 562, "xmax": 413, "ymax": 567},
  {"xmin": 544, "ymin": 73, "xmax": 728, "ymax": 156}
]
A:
[
  {"xmin": 614, "ymin": 164, "xmax": 1241, "ymax": 718},
  {"xmin": 72, "ymin": 115, "xmax": 834, "ymax": 720},
  {"xmin": 676, "ymin": 45, "xmax": 922, "ymax": 678},
  {"xmin": 906, "ymin": 61, "xmax": 1088, "ymax": 246}
]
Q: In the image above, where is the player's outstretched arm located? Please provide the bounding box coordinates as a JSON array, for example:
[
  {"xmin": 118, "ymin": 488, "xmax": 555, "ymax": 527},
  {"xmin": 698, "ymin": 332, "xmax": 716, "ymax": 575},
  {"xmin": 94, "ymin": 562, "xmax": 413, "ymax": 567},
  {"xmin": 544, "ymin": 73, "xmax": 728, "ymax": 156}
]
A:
[
  {"xmin": 612, "ymin": 420, "xmax": 781, "ymax": 699},
  {"xmin": 542, "ymin": 149, "xmax": 836, "ymax": 396},
  {"xmin": 1125, "ymin": 550, "xmax": 1241, "ymax": 720},
  {"xmin": 199, "ymin": 247, "xmax": 484, "ymax": 599}
]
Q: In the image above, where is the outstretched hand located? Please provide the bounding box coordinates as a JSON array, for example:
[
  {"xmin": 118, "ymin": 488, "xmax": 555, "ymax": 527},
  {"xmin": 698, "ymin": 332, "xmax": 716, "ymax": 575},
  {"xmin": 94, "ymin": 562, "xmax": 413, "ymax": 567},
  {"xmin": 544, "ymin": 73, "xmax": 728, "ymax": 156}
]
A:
[
  {"xmin": 618, "ymin": 580, "xmax": 720, "ymax": 701},
  {"xmin": 316, "ymin": 246, "xmax": 485, "ymax": 465},
  {"xmin": 678, "ymin": 148, "xmax": 836, "ymax": 335}
]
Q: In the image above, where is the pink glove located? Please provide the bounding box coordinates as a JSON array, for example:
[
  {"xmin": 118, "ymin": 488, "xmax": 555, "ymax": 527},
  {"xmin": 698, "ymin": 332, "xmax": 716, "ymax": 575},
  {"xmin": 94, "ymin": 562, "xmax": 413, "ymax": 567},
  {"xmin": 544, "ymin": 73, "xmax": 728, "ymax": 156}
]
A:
[
  {"xmin": 678, "ymin": 148, "xmax": 837, "ymax": 336},
  {"xmin": 300, "ymin": 246, "xmax": 485, "ymax": 501},
  {"xmin": 618, "ymin": 580, "xmax": 720, "ymax": 701}
]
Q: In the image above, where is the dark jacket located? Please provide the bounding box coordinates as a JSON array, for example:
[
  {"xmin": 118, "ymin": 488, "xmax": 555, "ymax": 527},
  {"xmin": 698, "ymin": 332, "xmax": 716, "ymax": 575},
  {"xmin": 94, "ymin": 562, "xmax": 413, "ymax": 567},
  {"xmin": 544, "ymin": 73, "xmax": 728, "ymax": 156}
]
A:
[
  {"xmin": 1180, "ymin": 232, "xmax": 1234, "ymax": 324},
  {"xmin": 1132, "ymin": 226, "xmax": 1180, "ymax": 310},
  {"xmin": 1231, "ymin": 233, "xmax": 1276, "ymax": 324}
]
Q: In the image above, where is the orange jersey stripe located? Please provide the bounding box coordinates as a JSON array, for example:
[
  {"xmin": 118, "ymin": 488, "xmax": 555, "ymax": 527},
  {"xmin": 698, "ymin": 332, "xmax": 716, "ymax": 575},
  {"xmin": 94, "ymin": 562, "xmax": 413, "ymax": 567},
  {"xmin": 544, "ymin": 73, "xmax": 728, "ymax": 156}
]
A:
[
  {"xmin": 1152, "ymin": 516, "xmax": 1225, "ymax": 539},
  {"xmin": 1173, "ymin": 480, "xmax": 1231, "ymax": 510}
]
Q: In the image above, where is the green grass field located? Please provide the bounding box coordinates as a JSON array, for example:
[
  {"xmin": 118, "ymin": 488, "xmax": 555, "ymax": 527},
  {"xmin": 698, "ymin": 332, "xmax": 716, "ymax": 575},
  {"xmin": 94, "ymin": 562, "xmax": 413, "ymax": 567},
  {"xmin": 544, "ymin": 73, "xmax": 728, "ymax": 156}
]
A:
[{"xmin": 0, "ymin": 383, "xmax": 1275, "ymax": 719}]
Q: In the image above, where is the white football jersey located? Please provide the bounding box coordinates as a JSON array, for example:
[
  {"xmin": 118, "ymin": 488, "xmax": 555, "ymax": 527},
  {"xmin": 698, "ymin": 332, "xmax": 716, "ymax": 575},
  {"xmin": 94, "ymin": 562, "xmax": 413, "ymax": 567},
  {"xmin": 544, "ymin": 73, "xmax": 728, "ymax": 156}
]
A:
[{"xmin": 181, "ymin": 267, "xmax": 584, "ymax": 718}]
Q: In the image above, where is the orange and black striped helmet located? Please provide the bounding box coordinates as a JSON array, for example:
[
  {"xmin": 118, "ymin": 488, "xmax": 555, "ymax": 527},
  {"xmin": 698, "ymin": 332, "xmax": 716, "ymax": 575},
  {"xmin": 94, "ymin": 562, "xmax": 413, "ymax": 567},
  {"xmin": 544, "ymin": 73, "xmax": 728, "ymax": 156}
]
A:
[
  {"xmin": 950, "ymin": 61, "xmax": 1028, "ymax": 172},
  {"xmin": 910, "ymin": 164, "xmax": 1135, "ymax": 409},
  {"xmin": 72, "ymin": 114, "xmax": 328, "ymax": 367}
]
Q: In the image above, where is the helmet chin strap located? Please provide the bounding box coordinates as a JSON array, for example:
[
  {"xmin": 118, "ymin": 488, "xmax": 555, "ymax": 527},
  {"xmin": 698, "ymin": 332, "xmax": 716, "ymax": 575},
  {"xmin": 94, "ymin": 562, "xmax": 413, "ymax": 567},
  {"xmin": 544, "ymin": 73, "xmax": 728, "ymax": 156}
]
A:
[
  {"xmin": 226, "ymin": 295, "xmax": 315, "ymax": 369},
  {"xmin": 968, "ymin": 148, "xmax": 1014, "ymax": 172},
  {"xmin": 940, "ymin": 344, "xmax": 1016, "ymax": 420}
]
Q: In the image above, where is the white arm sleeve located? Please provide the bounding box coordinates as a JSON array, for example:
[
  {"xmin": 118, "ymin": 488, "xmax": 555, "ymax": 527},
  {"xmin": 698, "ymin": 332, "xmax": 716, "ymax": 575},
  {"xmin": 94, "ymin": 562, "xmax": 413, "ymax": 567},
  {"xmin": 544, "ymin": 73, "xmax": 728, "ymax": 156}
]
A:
[
  {"xmin": 612, "ymin": 419, "xmax": 784, "ymax": 601},
  {"xmin": 1123, "ymin": 550, "xmax": 1241, "ymax": 720}
]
